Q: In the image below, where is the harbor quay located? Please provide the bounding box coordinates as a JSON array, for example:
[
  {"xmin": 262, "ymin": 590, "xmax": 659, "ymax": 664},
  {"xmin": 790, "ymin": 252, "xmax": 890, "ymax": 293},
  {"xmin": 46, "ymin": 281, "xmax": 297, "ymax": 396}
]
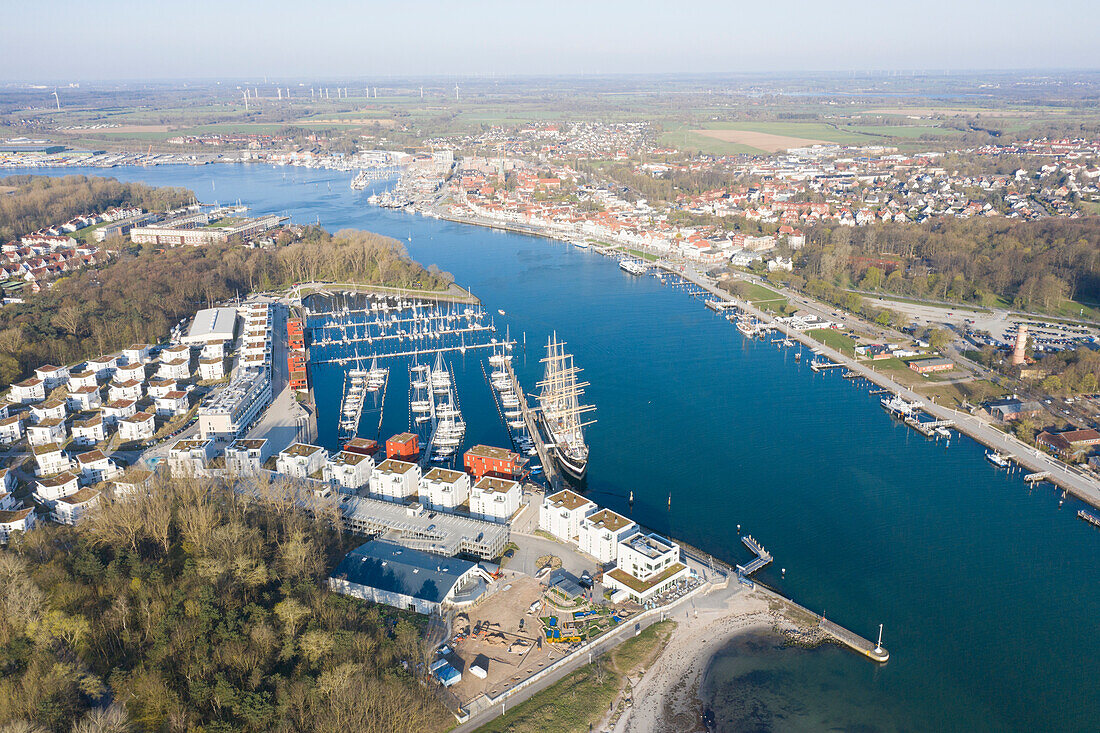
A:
[{"xmin": 665, "ymin": 262, "xmax": 1100, "ymax": 512}]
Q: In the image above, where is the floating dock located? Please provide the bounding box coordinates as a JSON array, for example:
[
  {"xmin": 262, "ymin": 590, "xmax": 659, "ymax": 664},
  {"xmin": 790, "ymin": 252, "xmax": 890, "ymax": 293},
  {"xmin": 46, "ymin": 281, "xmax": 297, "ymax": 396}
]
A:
[
  {"xmin": 1024, "ymin": 472, "xmax": 1052, "ymax": 483},
  {"xmin": 737, "ymin": 535, "xmax": 773, "ymax": 577},
  {"xmin": 903, "ymin": 416, "xmax": 955, "ymax": 437},
  {"xmin": 1079, "ymin": 509, "xmax": 1100, "ymax": 528}
]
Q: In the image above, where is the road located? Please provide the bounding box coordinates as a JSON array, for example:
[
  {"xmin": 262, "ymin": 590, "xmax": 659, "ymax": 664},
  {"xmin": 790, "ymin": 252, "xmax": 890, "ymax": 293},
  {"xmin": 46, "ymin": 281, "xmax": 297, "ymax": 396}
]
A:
[
  {"xmin": 245, "ymin": 300, "xmax": 311, "ymax": 452},
  {"xmin": 677, "ymin": 264, "xmax": 1100, "ymax": 509}
]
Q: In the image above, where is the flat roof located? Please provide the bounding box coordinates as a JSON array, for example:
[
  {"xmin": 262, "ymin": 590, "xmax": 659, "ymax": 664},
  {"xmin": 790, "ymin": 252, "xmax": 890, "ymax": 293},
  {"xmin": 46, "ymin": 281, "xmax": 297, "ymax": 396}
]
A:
[
  {"xmin": 186, "ymin": 307, "xmax": 238, "ymax": 343},
  {"xmin": 282, "ymin": 443, "xmax": 323, "ymax": 458},
  {"xmin": 467, "ymin": 444, "xmax": 518, "ymax": 461},
  {"xmin": 622, "ymin": 532, "xmax": 676, "ymax": 560},
  {"xmin": 333, "ymin": 451, "xmax": 371, "ymax": 466},
  {"xmin": 425, "ymin": 467, "xmax": 466, "ymax": 483},
  {"xmin": 585, "ymin": 508, "xmax": 634, "ymax": 533},
  {"xmin": 377, "ymin": 458, "xmax": 417, "ymax": 474},
  {"xmin": 231, "ymin": 439, "xmax": 267, "ymax": 450},
  {"xmin": 547, "ymin": 489, "xmax": 593, "ymax": 511},
  {"xmin": 172, "ymin": 439, "xmax": 210, "ymax": 451},
  {"xmin": 388, "ymin": 432, "xmax": 418, "ymax": 444},
  {"xmin": 475, "ymin": 476, "xmax": 518, "ymax": 494},
  {"xmin": 330, "ymin": 539, "xmax": 476, "ymax": 604}
]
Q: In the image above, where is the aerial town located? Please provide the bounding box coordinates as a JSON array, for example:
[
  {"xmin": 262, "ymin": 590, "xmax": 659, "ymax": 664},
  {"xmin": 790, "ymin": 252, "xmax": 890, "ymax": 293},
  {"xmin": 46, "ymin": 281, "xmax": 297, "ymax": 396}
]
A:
[{"xmin": 2, "ymin": 12, "xmax": 1100, "ymax": 726}]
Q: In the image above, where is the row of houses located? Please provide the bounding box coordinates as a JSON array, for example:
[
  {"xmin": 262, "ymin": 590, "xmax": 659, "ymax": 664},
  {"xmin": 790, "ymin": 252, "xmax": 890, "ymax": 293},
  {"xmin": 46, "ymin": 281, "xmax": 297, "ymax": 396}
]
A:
[{"xmin": 538, "ymin": 489, "xmax": 691, "ymax": 605}]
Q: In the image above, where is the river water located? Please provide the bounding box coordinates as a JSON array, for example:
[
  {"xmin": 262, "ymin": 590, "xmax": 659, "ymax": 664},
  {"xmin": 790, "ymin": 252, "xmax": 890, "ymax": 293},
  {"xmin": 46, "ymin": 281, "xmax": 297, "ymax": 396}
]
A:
[{"xmin": 8, "ymin": 164, "xmax": 1100, "ymax": 731}]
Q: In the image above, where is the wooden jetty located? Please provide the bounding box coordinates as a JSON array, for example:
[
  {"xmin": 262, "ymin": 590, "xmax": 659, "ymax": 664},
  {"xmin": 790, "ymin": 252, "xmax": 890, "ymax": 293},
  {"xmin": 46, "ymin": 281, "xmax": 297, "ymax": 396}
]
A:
[
  {"xmin": 1024, "ymin": 471, "xmax": 1052, "ymax": 483},
  {"xmin": 809, "ymin": 359, "xmax": 843, "ymax": 372}
]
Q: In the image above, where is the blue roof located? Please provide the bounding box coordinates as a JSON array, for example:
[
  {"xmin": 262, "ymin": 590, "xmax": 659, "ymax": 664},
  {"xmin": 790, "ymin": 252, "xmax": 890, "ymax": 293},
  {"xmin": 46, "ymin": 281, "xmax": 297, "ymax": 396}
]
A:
[{"xmin": 330, "ymin": 540, "xmax": 476, "ymax": 604}]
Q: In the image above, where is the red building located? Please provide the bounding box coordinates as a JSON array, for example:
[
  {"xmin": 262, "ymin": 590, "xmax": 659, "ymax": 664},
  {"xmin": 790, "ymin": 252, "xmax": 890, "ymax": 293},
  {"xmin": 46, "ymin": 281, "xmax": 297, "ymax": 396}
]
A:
[
  {"xmin": 343, "ymin": 437, "xmax": 380, "ymax": 456},
  {"xmin": 287, "ymin": 318, "xmax": 305, "ymax": 351},
  {"xmin": 908, "ymin": 357, "xmax": 954, "ymax": 374},
  {"xmin": 386, "ymin": 433, "xmax": 419, "ymax": 461},
  {"xmin": 464, "ymin": 444, "xmax": 522, "ymax": 480}
]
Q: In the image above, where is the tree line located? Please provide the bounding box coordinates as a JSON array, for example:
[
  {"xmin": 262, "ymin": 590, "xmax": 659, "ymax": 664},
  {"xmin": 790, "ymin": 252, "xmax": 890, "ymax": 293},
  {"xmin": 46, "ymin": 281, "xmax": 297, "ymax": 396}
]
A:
[
  {"xmin": 0, "ymin": 175, "xmax": 193, "ymax": 243},
  {"xmin": 0, "ymin": 226, "xmax": 453, "ymax": 383},
  {"xmin": 0, "ymin": 472, "xmax": 452, "ymax": 732},
  {"xmin": 798, "ymin": 217, "xmax": 1100, "ymax": 313}
]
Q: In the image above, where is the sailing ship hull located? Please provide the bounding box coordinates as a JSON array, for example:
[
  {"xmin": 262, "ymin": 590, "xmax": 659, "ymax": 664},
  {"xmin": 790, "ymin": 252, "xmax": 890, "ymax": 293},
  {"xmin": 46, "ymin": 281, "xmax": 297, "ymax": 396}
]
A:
[{"xmin": 553, "ymin": 444, "xmax": 588, "ymax": 482}]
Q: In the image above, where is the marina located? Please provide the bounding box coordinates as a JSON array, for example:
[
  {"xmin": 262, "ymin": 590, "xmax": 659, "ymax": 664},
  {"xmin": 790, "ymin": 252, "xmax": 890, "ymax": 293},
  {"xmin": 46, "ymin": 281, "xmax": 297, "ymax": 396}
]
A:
[{"xmin": 15, "ymin": 163, "xmax": 1100, "ymax": 733}]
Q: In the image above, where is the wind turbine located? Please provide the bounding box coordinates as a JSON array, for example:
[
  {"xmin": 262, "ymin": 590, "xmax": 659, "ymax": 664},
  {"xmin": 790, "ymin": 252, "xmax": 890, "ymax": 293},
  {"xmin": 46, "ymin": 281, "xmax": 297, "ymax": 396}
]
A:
[
  {"xmin": 52, "ymin": 90, "xmax": 60, "ymax": 111},
  {"xmin": 454, "ymin": 83, "xmax": 460, "ymax": 101}
]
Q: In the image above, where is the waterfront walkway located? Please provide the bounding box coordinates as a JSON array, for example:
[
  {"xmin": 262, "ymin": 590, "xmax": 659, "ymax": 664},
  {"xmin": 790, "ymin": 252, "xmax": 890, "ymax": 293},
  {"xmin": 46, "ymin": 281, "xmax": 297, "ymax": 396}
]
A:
[{"xmin": 669, "ymin": 264, "xmax": 1100, "ymax": 511}]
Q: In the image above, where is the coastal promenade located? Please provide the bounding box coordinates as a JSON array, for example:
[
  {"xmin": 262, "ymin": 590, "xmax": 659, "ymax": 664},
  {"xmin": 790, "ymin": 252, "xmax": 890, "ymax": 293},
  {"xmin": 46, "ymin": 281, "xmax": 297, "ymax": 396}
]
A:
[{"xmin": 668, "ymin": 264, "xmax": 1100, "ymax": 511}]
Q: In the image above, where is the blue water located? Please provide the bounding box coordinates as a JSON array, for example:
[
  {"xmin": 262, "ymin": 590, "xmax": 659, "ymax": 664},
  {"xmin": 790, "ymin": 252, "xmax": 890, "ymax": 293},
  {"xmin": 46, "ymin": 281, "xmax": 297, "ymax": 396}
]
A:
[{"xmin": 9, "ymin": 164, "xmax": 1100, "ymax": 731}]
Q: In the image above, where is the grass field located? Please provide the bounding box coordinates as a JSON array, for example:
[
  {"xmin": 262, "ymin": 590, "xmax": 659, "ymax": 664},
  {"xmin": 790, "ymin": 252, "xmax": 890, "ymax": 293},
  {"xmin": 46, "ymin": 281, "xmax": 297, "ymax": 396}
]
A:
[
  {"xmin": 474, "ymin": 621, "xmax": 675, "ymax": 733},
  {"xmin": 734, "ymin": 281, "xmax": 788, "ymax": 310},
  {"xmin": 807, "ymin": 328, "xmax": 857, "ymax": 355}
]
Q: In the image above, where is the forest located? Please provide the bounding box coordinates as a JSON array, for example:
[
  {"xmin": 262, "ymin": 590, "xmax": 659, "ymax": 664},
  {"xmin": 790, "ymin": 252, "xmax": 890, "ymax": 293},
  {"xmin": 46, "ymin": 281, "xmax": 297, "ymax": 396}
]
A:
[
  {"xmin": 0, "ymin": 175, "xmax": 193, "ymax": 242},
  {"xmin": 0, "ymin": 227, "xmax": 453, "ymax": 384},
  {"xmin": 797, "ymin": 217, "xmax": 1100, "ymax": 312},
  {"xmin": 0, "ymin": 473, "xmax": 452, "ymax": 732}
]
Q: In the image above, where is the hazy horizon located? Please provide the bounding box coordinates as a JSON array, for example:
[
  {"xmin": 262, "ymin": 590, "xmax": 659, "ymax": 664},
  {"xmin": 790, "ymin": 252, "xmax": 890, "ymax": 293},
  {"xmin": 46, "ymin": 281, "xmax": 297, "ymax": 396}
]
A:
[{"xmin": 4, "ymin": 0, "xmax": 1099, "ymax": 81}]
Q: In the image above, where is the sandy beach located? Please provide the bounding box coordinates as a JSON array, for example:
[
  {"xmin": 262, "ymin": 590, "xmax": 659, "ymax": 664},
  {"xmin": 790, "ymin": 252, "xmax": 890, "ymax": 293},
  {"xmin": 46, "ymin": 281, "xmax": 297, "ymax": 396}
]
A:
[{"xmin": 611, "ymin": 587, "xmax": 790, "ymax": 733}]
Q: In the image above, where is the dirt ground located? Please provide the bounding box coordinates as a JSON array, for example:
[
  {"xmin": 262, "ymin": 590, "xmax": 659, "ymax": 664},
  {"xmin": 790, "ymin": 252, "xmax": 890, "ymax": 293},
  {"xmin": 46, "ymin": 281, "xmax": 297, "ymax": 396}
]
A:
[
  {"xmin": 449, "ymin": 575, "xmax": 569, "ymax": 703},
  {"xmin": 689, "ymin": 128, "xmax": 826, "ymax": 152}
]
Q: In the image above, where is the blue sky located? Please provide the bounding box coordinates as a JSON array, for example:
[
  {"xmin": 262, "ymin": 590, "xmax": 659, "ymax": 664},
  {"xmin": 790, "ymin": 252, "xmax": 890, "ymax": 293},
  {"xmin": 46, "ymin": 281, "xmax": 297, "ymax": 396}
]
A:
[{"xmin": 4, "ymin": 0, "xmax": 1098, "ymax": 80}]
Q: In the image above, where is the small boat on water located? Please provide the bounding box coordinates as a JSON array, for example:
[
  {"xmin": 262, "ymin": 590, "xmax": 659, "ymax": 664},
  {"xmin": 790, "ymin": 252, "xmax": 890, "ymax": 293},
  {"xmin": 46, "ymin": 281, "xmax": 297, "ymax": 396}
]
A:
[{"xmin": 986, "ymin": 451, "xmax": 1012, "ymax": 468}]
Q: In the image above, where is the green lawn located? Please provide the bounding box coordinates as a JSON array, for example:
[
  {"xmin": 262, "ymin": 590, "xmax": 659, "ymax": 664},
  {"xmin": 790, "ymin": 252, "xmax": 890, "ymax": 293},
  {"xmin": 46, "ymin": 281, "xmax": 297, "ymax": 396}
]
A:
[
  {"xmin": 474, "ymin": 621, "xmax": 675, "ymax": 733},
  {"xmin": 696, "ymin": 121, "xmax": 877, "ymax": 145},
  {"xmin": 736, "ymin": 282, "xmax": 788, "ymax": 310},
  {"xmin": 806, "ymin": 328, "xmax": 857, "ymax": 355}
]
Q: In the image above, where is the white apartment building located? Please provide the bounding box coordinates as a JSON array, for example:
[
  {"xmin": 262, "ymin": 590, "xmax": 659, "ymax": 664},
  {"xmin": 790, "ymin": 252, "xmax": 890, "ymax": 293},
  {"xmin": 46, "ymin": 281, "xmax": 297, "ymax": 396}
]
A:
[
  {"xmin": 33, "ymin": 443, "xmax": 71, "ymax": 476},
  {"xmin": 604, "ymin": 532, "xmax": 691, "ymax": 605},
  {"xmin": 101, "ymin": 399, "xmax": 137, "ymax": 425},
  {"xmin": 53, "ymin": 488, "xmax": 101, "ymax": 525},
  {"xmin": 323, "ymin": 451, "xmax": 375, "ymax": 493},
  {"xmin": 419, "ymin": 467, "xmax": 471, "ymax": 511},
  {"xmin": 224, "ymin": 439, "xmax": 270, "ymax": 475},
  {"xmin": 539, "ymin": 489, "xmax": 597, "ymax": 543},
  {"xmin": 35, "ymin": 364, "xmax": 70, "ymax": 390},
  {"xmin": 198, "ymin": 358, "xmax": 225, "ymax": 380},
  {"xmin": 108, "ymin": 380, "xmax": 144, "ymax": 403},
  {"xmin": 579, "ymin": 509, "xmax": 638, "ymax": 565},
  {"xmin": 27, "ymin": 418, "xmax": 67, "ymax": 447},
  {"xmin": 35, "ymin": 471, "xmax": 80, "ymax": 502},
  {"xmin": 470, "ymin": 476, "xmax": 520, "ymax": 523},
  {"xmin": 154, "ymin": 391, "xmax": 190, "ymax": 417},
  {"xmin": 66, "ymin": 386, "xmax": 102, "ymax": 412},
  {"xmin": 30, "ymin": 399, "xmax": 67, "ymax": 423},
  {"xmin": 85, "ymin": 355, "xmax": 118, "ymax": 380},
  {"xmin": 121, "ymin": 344, "xmax": 151, "ymax": 365},
  {"xmin": 275, "ymin": 443, "xmax": 326, "ymax": 480},
  {"xmin": 198, "ymin": 368, "xmax": 271, "ymax": 441},
  {"xmin": 75, "ymin": 450, "xmax": 117, "ymax": 485},
  {"xmin": 68, "ymin": 370, "xmax": 99, "ymax": 390},
  {"xmin": 0, "ymin": 506, "xmax": 35, "ymax": 544},
  {"xmin": 157, "ymin": 358, "xmax": 191, "ymax": 381},
  {"xmin": 71, "ymin": 414, "xmax": 106, "ymax": 446},
  {"xmin": 369, "ymin": 459, "xmax": 422, "ymax": 502},
  {"xmin": 168, "ymin": 439, "xmax": 215, "ymax": 476},
  {"xmin": 10, "ymin": 378, "xmax": 45, "ymax": 403},
  {"xmin": 0, "ymin": 416, "xmax": 22, "ymax": 444},
  {"xmin": 118, "ymin": 412, "xmax": 155, "ymax": 442}
]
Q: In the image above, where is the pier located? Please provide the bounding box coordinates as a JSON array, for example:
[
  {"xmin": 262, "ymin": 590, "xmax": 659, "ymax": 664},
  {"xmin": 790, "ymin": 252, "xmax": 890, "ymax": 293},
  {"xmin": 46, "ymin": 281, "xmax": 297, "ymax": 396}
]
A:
[
  {"xmin": 1024, "ymin": 472, "xmax": 1052, "ymax": 483},
  {"xmin": 736, "ymin": 535, "xmax": 773, "ymax": 577},
  {"xmin": 903, "ymin": 417, "xmax": 955, "ymax": 437},
  {"xmin": 499, "ymin": 355, "xmax": 563, "ymax": 491},
  {"xmin": 1078, "ymin": 509, "xmax": 1100, "ymax": 528},
  {"xmin": 809, "ymin": 359, "xmax": 843, "ymax": 372},
  {"xmin": 820, "ymin": 617, "xmax": 890, "ymax": 663}
]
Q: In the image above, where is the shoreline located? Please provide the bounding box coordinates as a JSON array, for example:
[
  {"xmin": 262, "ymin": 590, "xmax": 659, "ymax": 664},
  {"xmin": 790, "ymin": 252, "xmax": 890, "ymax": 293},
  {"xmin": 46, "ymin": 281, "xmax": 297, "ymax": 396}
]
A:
[{"xmin": 612, "ymin": 587, "xmax": 826, "ymax": 733}]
